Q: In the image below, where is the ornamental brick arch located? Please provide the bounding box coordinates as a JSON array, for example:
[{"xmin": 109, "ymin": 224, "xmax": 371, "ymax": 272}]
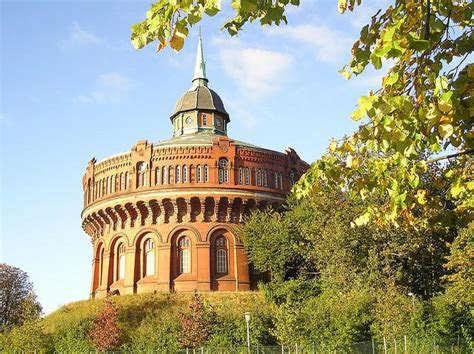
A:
[{"xmin": 133, "ymin": 230, "xmax": 161, "ymax": 292}]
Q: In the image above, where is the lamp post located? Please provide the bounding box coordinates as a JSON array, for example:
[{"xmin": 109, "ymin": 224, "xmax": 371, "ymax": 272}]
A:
[
  {"xmin": 408, "ymin": 292, "xmax": 415, "ymax": 308},
  {"xmin": 244, "ymin": 312, "xmax": 251, "ymax": 353}
]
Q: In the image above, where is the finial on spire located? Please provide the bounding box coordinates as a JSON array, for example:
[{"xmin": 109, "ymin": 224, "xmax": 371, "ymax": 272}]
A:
[{"xmin": 192, "ymin": 28, "xmax": 208, "ymax": 88}]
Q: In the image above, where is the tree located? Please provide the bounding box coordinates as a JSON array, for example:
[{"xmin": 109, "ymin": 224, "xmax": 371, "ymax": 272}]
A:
[
  {"xmin": 131, "ymin": 0, "xmax": 472, "ymax": 229},
  {"xmin": 89, "ymin": 297, "xmax": 121, "ymax": 351},
  {"xmin": 0, "ymin": 263, "xmax": 42, "ymax": 332},
  {"xmin": 178, "ymin": 291, "xmax": 213, "ymax": 348}
]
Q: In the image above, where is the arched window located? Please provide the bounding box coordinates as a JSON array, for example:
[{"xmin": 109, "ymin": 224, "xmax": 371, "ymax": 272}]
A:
[
  {"xmin": 106, "ymin": 176, "xmax": 110, "ymax": 194},
  {"xmin": 178, "ymin": 236, "xmax": 191, "ymax": 274},
  {"xmin": 196, "ymin": 165, "xmax": 202, "ymax": 183},
  {"xmin": 263, "ymin": 170, "xmax": 268, "ymax": 187},
  {"xmin": 87, "ymin": 179, "xmax": 91, "ymax": 204},
  {"xmin": 215, "ymin": 236, "xmax": 227, "ymax": 274},
  {"xmin": 137, "ymin": 162, "xmax": 147, "ymax": 188},
  {"xmin": 289, "ymin": 170, "xmax": 295, "ymax": 187},
  {"xmin": 218, "ymin": 158, "xmax": 229, "ymax": 184},
  {"xmin": 99, "ymin": 247, "xmax": 105, "ymax": 286},
  {"xmin": 124, "ymin": 172, "xmax": 129, "ymax": 190},
  {"xmin": 111, "ymin": 175, "xmax": 116, "ymax": 193},
  {"xmin": 238, "ymin": 167, "xmax": 243, "ymax": 185},
  {"xmin": 168, "ymin": 165, "xmax": 173, "ymax": 184},
  {"xmin": 175, "ymin": 165, "xmax": 181, "ymax": 183},
  {"xmin": 117, "ymin": 243, "xmax": 126, "ymax": 281},
  {"xmin": 245, "ymin": 168, "xmax": 250, "ymax": 185},
  {"xmin": 155, "ymin": 167, "xmax": 160, "ymax": 185},
  {"xmin": 279, "ymin": 173, "xmax": 283, "ymax": 190},
  {"xmin": 162, "ymin": 166, "xmax": 167, "ymax": 185},
  {"xmin": 256, "ymin": 169, "xmax": 262, "ymax": 186},
  {"xmin": 99, "ymin": 179, "xmax": 103, "ymax": 197},
  {"xmin": 204, "ymin": 165, "xmax": 209, "ymax": 183},
  {"xmin": 120, "ymin": 173, "xmax": 124, "ymax": 191},
  {"xmin": 144, "ymin": 239, "xmax": 156, "ymax": 277},
  {"xmin": 274, "ymin": 171, "xmax": 279, "ymax": 189},
  {"xmin": 183, "ymin": 165, "xmax": 188, "ymax": 183}
]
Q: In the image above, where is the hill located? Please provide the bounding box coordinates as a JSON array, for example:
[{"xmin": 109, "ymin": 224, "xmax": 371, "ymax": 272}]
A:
[{"xmin": 39, "ymin": 291, "xmax": 277, "ymax": 351}]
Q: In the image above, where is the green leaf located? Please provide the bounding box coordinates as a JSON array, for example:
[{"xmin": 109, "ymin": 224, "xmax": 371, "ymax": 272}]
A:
[
  {"xmin": 438, "ymin": 124, "xmax": 454, "ymax": 139},
  {"xmin": 409, "ymin": 39, "xmax": 430, "ymax": 51},
  {"xmin": 384, "ymin": 72, "xmax": 399, "ymax": 86}
]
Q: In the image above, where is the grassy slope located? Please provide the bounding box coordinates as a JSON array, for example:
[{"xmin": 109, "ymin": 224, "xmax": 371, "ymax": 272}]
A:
[{"xmin": 43, "ymin": 291, "xmax": 275, "ymax": 335}]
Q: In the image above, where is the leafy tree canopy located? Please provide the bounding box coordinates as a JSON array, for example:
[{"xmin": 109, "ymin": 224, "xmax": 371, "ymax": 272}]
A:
[
  {"xmin": 0, "ymin": 263, "xmax": 42, "ymax": 333},
  {"xmin": 131, "ymin": 0, "xmax": 473, "ymax": 229}
]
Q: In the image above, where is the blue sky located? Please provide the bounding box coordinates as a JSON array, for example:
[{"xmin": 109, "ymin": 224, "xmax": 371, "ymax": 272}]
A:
[{"xmin": 1, "ymin": 0, "xmax": 389, "ymax": 314}]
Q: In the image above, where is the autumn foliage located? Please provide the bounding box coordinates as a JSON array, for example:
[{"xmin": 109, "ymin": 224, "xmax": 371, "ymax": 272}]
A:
[
  {"xmin": 89, "ymin": 297, "xmax": 120, "ymax": 351},
  {"xmin": 178, "ymin": 291, "xmax": 212, "ymax": 348}
]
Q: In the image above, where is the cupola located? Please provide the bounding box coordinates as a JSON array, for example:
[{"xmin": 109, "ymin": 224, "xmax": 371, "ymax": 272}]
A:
[{"xmin": 170, "ymin": 32, "xmax": 229, "ymax": 137}]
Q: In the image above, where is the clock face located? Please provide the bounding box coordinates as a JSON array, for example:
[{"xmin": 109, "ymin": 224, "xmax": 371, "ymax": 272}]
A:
[
  {"xmin": 185, "ymin": 116, "xmax": 192, "ymax": 125},
  {"xmin": 215, "ymin": 117, "xmax": 222, "ymax": 128}
]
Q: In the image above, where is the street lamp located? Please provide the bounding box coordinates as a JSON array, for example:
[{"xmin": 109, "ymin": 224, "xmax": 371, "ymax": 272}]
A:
[
  {"xmin": 244, "ymin": 312, "xmax": 251, "ymax": 353},
  {"xmin": 408, "ymin": 292, "xmax": 415, "ymax": 308}
]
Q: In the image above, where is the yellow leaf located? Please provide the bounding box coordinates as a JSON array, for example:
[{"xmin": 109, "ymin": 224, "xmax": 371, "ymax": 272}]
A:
[
  {"xmin": 338, "ymin": 0, "xmax": 347, "ymax": 13},
  {"xmin": 329, "ymin": 140, "xmax": 337, "ymax": 152},
  {"xmin": 438, "ymin": 124, "xmax": 453, "ymax": 139},
  {"xmin": 416, "ymin": 189, "xmax": 427, "ymax": 205},
  {"xmin": 169, "ymin": 34, "xmax": 184, "ymax": 51},
  {"xmin": 467, "ymin": 181, "xmax": 474, "ymax": 191},
  {"xmin": 451, "ymin": 184, "xmax": 463, "ymax": 197}
]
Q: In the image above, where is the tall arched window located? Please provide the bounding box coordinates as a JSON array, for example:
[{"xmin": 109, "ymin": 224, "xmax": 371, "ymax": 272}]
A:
[
  {"xmin": 215, "ymin": 236, "xmax": 228, "ymax": 274},
  {"xmin": 218, "ymin": 158, "xmax": 229, "ymax": 184},
  {"xmin": 238, "ymin": 167, "xmax": 243, "ymax": 184},
  {"xmin": 155, "ymin": 167, "xmax": 160, "ymax": 185},
  {"xmin": 162, "ymin": 166, "xmax": 167, "ymax": 185},
  {"xmin": 196, "ymin": 165, "xmax": 202, "ymax": 183},
  {"xmin": 289, "ymin": 170, "xmax": 295, "ymax": 187},
  {"xmin": 99, "ymin": 179, "xmax": 103, "ymax": 197},
  {"xmin": 99, "ymin": 247, "xmax": 105, "ymax": 286},
  {"xmin": 279, "ymin": 173, "xmax": 283, "ymax": 190},
  {"xmin": 117, "ymin": 243, "xmax": 126, "ymax": 280},
  {"xmin": 124, "ymin": 172, "xmax": 129, "ymax": 190},
  {"xmin": 144, "ymin": 239, "xmax": 156, "ymax": 277},
  {"xmin": 120, "ymin": 173, "xmax": 125, "ymax": 191},
  {"xmin": 178, "ymin": 236, "xmax": 191, "ymax": 274},
  {"xmin": 256, "ymin": 169, "xmax": 262, "ymax": 186},
  {"xmin": 168, "ymin": 165, "xmax": 173, "ymax": 184},
  {"xmin": 106, "ymin": 176, "xmax": 110, "ymax": 194},
  {"xmin": 137, "ymin": 162, "xmax": 147, "ymax": 188},
  {"xmin": 175, "ymin": 165, "xmax": 181, "ymax": 183},
  {"xmin": 183, "ymin": 165, "xmax": 188, "ymax": 183},
  {"xmin": 111, "ymin": 175, "xmax": 116, "ymax": 193},
  {"xmin": 263, "ymin": 170, "xmax": 268, "ymax": 187},
  {"xmin": 274, "ymin": 171, "xmax": 279, "ymax": 189},
  {"xmin": 245, "ymin": 168, "xmax": 250, "ymax": 185},
  {"xmin": 204, "ymin": 165, "xmax": 209, "ymax": 183}
]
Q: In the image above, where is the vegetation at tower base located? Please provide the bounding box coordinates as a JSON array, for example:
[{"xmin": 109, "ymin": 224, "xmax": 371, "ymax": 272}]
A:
[
  {"xmin": 237, "ymin": 162, "xmax": 473, "ymax": 348},
  {"xmin": 131, "ymin": 0, "xmax": 473, "ymax": 230},
  {"xmin": 0, "ymin": 292, "xmax": 277, "ymax": 352}
]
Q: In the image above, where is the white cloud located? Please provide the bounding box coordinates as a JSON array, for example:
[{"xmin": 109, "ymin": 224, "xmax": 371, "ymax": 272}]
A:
[
  {"xmin": 267, "ymin": 24, "xmax": 353, "ymax": 64},
  {"xmin": 78, "ymin": 72, "xmax": 133, "ymax": 104},
  {"xmin": 214, "ymin": 38, "xmax": 292, "ymax": 98},
  {"xmin": 60, "ymin": 22, "xmax": 100, "ymax": 49}
]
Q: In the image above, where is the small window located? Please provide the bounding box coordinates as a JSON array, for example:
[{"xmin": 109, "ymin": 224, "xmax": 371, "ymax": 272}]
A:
[
  {"xmin": 263, "ymin": 170, "xmax": 268, "ymax": 187},
  {"xmin": 202, "ymin": 114, "xmax": 208, "ymax": 126},
  {"xmin": 256, "ymin": 169, "xmax": 262, "ymax": 186},
  {"xmin": 175, "ymin": 165, "xmax": 181, "ymax": 183},
  {"xmin": 155, "ymin": 167, "xmax": 160, "ymax": 185},
  {"xmin": 238, "ymin": 167, "xmax": 243, "ymax": 185},
  {"xmin": 245, "ymin": 168, "xmax": 250, "ymax": 185},
  {"xmin": 215, "ymin": 236, "xmax": 228, "ymax": 274},
  {"xmin": 162, "ymin": 167, "xmax": 167, "ymax": 185},
  {"xmin": 137, "ymin": 162, "xmax": 147, "ymax": 188},
  {"xmin": 218, "ymin": 158, "xmax": 229, "ymax": 184},
  {"xmin": 274, "ymin": 171, "xmax": 278, "ymax": 189},
  {"xmin": 117, "ymin": 243, "xmax": 126, "ymax": 280},
  {"xmin": 196, "ymin": 165, "xmax": 202, "ymax": 183},
  {"xmin": 289, "ymin": 170, "xmax": 295, "ymax": 187},
  {"xmin": 204, "ymin": 165, "xmax": 209, "ymax": 183},
  {"xmin": 183, "ymin": 165, "xmax": 188, "ymax": 183}
]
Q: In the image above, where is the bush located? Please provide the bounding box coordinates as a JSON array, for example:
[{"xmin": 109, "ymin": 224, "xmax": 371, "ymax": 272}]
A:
[
  {"xmin": 52, "ymin": 319, "xmax": 94, "ymax": 352},
  {"xmin": 4, "ymin": 320, "xmax": 52, "ymax": 352}
]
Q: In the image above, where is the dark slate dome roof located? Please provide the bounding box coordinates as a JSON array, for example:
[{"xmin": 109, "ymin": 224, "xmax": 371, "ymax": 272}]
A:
[{"xmin": 171, "ymin": 86, "xmax": 229, "ymax": 121}]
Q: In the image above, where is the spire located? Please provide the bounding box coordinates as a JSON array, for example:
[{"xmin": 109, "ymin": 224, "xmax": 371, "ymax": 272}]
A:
[{"xmin": 192, "ymin": 29, "xmax": 208, "ymax": 88}]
